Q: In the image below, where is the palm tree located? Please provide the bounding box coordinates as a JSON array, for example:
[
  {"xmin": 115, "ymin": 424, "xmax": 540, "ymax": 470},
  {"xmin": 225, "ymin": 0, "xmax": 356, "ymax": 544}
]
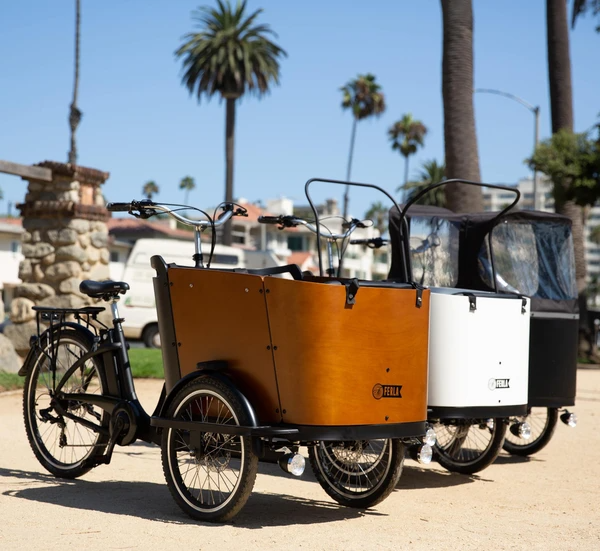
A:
[
  {"xmin": 547, "ymin": 0, "xmax": 590, "ymax": 356},
  {"xmin": 68, "ymin": 0, "xmax": 82, "ymax": 165},
  {"xmin": 388, "ymin": 114, "xmax": 427, "ymax": 197},
  {"xmin": 440, "ymin": 0, "xmax": 483, "ymax": 212},
  {"xmin": 340, "ymin": 74, "xmax": 386, "ymax": 220},
  {"xmin": 142, "ymin": 181, "xmax": 159, "ymax": 200},
  {"xmin": 176, "ymin": 0, "xmax": 286, "ymax": 245},
  {"xmin": 547, "ymin": 0, "xmax": 574, "ymax": 135},
  {"xmin": 179, "ymin": 176, "xmax": 196, "ymax": 206},
  {"xmin": 402, "ymin": 159, "xmax": 447, "ymax": 207},
  {"xmin": 572, "ymin": 0, "xmax": 600, "ymax": 31}
]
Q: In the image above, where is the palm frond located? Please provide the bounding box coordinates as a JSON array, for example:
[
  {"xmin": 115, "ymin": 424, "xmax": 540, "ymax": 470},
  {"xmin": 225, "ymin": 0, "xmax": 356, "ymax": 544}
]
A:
[
  {"xmin": 399, "ymin": 159, "xmax": 446, "ymax": 207},
  {"xmin": 389, "ymin": 113, "xmax": 428, "ymax": 159},
  {"xmin": 176, "ymin": 0, "xmax": 287, "ymax": 101},
  {"xmin": 142, "ymin": 180, "xmax": 159, "ymax": 199},
  {"xmin": 340, "ymin": 73, "xmax": 386, "ymax": 120}
]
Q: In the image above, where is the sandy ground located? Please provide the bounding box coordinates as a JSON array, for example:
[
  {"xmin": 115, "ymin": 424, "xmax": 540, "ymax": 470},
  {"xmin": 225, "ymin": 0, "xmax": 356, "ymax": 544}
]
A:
[{"xmin": 0, "ymin": 370, "xmax": 598, "ymax": 551}]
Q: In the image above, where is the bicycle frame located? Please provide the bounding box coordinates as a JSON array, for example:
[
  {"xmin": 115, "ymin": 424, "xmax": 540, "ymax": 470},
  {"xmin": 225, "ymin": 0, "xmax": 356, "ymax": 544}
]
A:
[{"xmin": 28, "ymin": 303, "xmax": 159, "ymax": 446}]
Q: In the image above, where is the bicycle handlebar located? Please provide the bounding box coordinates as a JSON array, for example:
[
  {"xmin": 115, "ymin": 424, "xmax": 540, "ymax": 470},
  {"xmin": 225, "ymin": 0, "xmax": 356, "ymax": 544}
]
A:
[
  {"xmin": 258, "ymin": 214, "xmax": 369, "ymax": 241},
  {"xmin": 106, "ymin": 202, "xmax": 132, "ymax": 212},
  {"xmin": 106, "ymin": 200, "xmax": 247, "ymax": 229},
  {"xmin": 257, "ymin": 215, "xmax": 302, "ymax": 228},
  {"xmin": 349, "ymin": 237, "xmax": 388, "ymax": 249},
  {"xmin": 257, "ymin": 215, "xmax": 283, "ymax": 224}
]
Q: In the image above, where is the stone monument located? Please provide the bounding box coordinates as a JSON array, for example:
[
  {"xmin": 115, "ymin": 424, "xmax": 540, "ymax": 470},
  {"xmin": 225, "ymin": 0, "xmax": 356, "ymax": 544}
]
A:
[{"xmin": 4, "ymin": 161, "xmax": 110, "ymax": 357}]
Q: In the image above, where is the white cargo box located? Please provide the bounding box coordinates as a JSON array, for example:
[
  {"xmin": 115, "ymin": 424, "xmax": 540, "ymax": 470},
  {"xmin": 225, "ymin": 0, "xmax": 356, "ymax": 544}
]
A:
[{"xmin": 427, "ymin": 289, "xmax": 530, "ymax": 413}]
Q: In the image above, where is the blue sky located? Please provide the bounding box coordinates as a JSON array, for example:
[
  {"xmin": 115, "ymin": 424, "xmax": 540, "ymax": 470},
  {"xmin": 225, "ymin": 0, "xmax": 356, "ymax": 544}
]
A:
[{"xmin": 0, "ymin": 0, "xmax": 598, "ymax": 216}]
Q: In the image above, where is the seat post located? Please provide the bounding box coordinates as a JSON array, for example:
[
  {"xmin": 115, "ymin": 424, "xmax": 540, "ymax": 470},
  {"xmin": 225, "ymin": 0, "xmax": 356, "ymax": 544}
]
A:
[
  {"xmin": 109, "ymin": 295, "xmax": 139, "ymax": 401},
  {"xmin": 110, "ymin": 297, "xmax": 121, "ymax": 323}
]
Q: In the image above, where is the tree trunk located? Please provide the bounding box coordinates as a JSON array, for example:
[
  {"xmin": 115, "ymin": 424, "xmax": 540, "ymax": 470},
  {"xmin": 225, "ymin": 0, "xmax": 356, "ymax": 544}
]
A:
[
  {"xmin": 440, "ymin": 0, "xmax": 483, "ymax": 213},
  {"xmin": 546, "ymin": 0, "xmax": 591, "ymax": 357},
  {"xmin": 342, "ymin": 117, "xmax": 358, "ymax": 221},
  {"xmin": 547, "ymin": 0, "xmax": 574, "ymax": 134},
  {"xmin": 340, "ymin": 117, "xmax": 358, "ymax": 274},
  {"xmin": 68, "ymin": 0, "xmax": 81, "ymax": 165},
  {"xmin": 223, "ymin": 97, "xmax": 236, "ymax": 246},
  {"xmin": 404, "ymin": 155, "xmax": 410, "ymax": 190}
]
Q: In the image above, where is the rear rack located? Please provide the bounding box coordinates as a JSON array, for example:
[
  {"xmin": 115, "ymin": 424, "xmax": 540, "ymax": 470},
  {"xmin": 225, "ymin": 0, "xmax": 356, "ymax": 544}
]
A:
[
  {"xmin": 30, "ymin": 306, "xmax": 108, "ymax": 382},
  {"xmin": 32, "ymin": 305, "xmax": 106, "ymax": 335}
]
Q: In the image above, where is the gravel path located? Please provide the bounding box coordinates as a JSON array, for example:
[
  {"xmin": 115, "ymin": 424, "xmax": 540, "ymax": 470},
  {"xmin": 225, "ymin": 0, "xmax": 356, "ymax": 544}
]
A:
[{"xmin": 0, "ymin": 370, "xmax": 598, "ymax": 551}]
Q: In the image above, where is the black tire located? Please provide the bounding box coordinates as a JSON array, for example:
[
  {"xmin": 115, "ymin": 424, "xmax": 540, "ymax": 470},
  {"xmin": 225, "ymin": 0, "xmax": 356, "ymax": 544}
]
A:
[
  {"xmin": 142, "ymin": 324, "xmax": 161, "ymax": 348},
  {"xmin": 433, "ymin": 418, "xmax": 506, "ymax": 475},
  {"xmin": 503, "ymin": 407, "xmax": 559, "ymax": 457},
  {"xmin": 23, "ymin": 328, "xmax": 109, "ymax": 478},
  {"xmin": 309, "ymin": 439, "xmax": 404, "ymax": 508},
  {"xmin": 161, "ymin": 376, "xmax": 258, "ymax": 523}
]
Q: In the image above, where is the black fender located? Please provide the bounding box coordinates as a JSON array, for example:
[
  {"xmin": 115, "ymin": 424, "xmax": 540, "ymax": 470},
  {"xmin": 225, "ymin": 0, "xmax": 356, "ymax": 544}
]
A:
[
  {"xmin": 17, "ymin": 322, "xmax": 97, "ymax": 377},
  {"xmin": 154, "ymin": 364, "xmax": 259, "ymax": 429}
]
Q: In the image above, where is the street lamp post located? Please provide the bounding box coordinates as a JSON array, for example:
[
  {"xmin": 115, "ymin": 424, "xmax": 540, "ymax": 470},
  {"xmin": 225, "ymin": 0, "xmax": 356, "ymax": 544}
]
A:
[{"xmin": 474, "ymin": 88, "xmax": 541, "ymax": 210}]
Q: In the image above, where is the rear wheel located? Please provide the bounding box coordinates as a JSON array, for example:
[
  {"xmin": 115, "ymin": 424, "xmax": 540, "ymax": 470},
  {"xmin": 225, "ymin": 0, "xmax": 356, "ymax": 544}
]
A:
[
  {"xmin": 161, "ymin": 377, "xmax": 258, "ymax": 522},
  {"xmin": 23, "ymin": 329, "xmax": 109, "ymax": 478},
  {"xmin": 433, "ymin": 418, "xmax": 506, "ymax": 475},
  {"xmin": 309, "ymin": 439, "xmax": 404, "ymax": 508},
  {"xmin": 503, "ymin": 407, "xmax": 559, "ymax": 456}
]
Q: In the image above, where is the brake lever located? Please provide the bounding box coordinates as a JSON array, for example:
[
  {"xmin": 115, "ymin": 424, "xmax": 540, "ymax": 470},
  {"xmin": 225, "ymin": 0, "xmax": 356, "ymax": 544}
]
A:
[
  {"xmin": 282, "ymin": 216, "xmax": 301, "ymax": 228},
  {"xmin": 127, "ymin": 199, "xmax": 156, "ymax": 219},
  {"xmin": 137, "ymin": 208, "xmax": 157, "ymax": 220},
  {"xmin": 342, "ymin": 218, "xmax": 365, "ymax": 229}
]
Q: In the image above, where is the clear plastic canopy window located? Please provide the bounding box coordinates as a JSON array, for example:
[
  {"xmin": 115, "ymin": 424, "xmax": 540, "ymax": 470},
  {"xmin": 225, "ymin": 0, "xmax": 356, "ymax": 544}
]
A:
[
  {"xmin": 478, "ymin": 220, "xmax": 577, "ymax": 299},
  {"xmin": 409, "ymin": 217, "xmax": 460, "ymax": 287}
]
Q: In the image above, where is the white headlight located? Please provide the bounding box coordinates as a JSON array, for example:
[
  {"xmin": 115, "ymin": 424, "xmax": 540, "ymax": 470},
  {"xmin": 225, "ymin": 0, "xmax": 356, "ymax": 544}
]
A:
[
  {"xmin": 424, "ymin": 428, "xmax": 436, "ymax": 447},
  {"xmin": 278, "ymin": 453, "xmax": 305, "ymax": 476},
  {"xmin": 417, "ymin": 444, "xmax": 433, "ymax": 465}
]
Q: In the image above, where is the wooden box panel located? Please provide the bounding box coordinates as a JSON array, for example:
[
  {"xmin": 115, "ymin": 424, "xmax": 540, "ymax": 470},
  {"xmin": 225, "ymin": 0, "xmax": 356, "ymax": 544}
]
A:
[
  {"xmin": 168, "ymin": 267, "xmax": 281, "ymax": 423},
  {"xmin": 265, "ymin": 279, "xmax": 430, "ymax": 426}
]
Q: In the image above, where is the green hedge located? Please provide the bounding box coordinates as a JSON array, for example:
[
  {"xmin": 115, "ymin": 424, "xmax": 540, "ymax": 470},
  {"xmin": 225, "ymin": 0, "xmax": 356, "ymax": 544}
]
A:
[{"xmin": 0, "ymin": 348, "xmax": 164, "ymax": 392}]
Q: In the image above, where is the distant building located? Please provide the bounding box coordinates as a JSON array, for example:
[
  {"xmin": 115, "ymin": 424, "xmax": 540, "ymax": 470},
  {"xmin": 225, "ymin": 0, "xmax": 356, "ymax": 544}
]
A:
[
  {"xmin": 0, "ymin": 195, "xmax": 391, "ymax": 317},
  {"xmin": 0, "ymin": 218, "xmax": 24, "ymax": 319},
  {"xmin": 289, "ymin": 197, "xmax": 389, "ymax": 280},
  {"xmin": 483, "ymin": 176, "xmax": 554, "ymax": 212}
]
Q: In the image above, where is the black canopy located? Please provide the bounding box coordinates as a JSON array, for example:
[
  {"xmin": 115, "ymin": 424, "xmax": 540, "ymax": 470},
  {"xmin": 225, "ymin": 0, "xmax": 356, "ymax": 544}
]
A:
[{"xmin": 388, "ymin": 205, "xmax": 577, "ymax": 314}]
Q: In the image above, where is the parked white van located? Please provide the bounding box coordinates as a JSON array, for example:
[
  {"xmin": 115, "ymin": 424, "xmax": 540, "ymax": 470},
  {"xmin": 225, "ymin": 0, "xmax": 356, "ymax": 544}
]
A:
[{"xmin": 112, "ymin": 238, "xmax": 281, "ymax": 347}]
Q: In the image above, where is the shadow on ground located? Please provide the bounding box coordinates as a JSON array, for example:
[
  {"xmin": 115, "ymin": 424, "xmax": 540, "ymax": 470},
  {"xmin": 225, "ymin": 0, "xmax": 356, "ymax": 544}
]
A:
[
  {"xmin": 397, "ymin": 463, "xmax": 486, "ymax": 490},
  {"xmin": 0, "ymin": 466, "xmax": 375, "ymax": 528},
  {"xmin": 493, "ymin": 452, "xmax": 539, "ymax": 465}
]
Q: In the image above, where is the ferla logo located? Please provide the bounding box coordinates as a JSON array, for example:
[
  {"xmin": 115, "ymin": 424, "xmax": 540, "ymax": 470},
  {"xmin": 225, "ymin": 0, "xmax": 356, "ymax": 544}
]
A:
[
  {"xmin": 488, "ymin": 378, "xmax": 510, "ymax": 390},
  {"xmin": 372, "ymin": 384, "xmax": 403, "ymax": 399}
]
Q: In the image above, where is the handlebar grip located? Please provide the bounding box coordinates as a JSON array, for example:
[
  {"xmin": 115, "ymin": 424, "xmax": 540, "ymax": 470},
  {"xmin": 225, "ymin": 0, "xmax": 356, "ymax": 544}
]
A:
[
  {"xmin": 258, "ymin": 216, "xmax": 282, "ymax": 224},
  {"xmin": 350, "ymin": 237, "xmax": 388, "ymax": 248},
  {"xmin": 106, "ymin": 202, "xmax": 132, "ymax": 212}
]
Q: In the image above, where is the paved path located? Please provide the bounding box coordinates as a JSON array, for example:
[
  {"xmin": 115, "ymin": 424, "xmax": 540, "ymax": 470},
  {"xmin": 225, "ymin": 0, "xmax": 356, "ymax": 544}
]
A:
[{"xmin": 0, "ymin": 371, "xmax": 599, "ymax": 551}]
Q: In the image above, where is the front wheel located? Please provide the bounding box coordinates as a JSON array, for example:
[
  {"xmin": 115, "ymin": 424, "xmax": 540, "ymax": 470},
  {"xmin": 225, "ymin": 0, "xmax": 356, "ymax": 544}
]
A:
[
  {"xmin": 503, "ymin": 407, "xmax": 559, "ymax": 457},
  {"xmin": 309, "ymin": 439, "xmax": 404, "ymax": 508},
  {"xmin": 160, "ymin": 376, "xmax": 258, "ymax": 523},
  {"xmin": 142, "ymin": 324, "xmax": 161, "ymax": 348},
  {"xmin": 23, "ymin": 328, "xmax": 109, "ymax": 478},
  {"xmin": 432, "ymin": 418, "xmax": 506, "ymax": 475}
]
